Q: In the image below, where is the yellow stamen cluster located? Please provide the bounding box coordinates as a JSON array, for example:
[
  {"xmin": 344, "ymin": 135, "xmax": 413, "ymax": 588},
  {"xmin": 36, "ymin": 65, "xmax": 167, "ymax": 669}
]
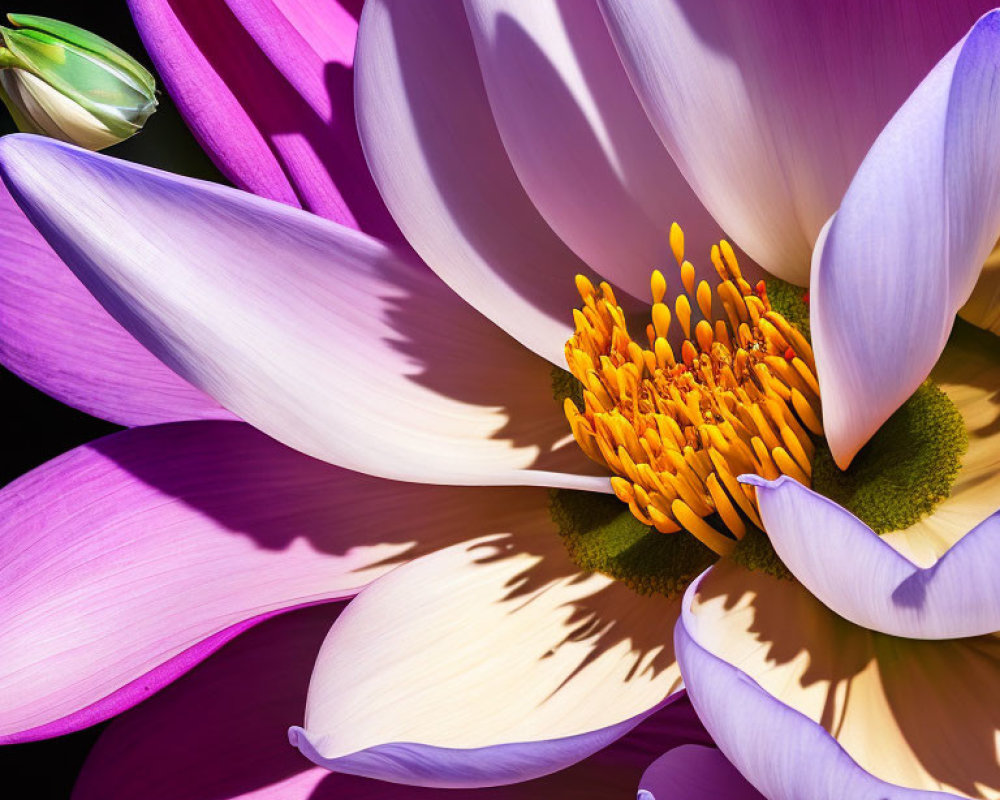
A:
[{"xmin": 563, "ymin": 224, "xmax": 823, "ymax": 557}]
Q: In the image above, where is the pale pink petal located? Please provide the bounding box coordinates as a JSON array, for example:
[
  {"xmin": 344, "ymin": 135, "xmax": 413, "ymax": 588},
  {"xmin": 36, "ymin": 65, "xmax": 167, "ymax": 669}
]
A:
[
  {"xmin": 601, "ymin": 0, "xmax": 994, "ymax": 284},
  {"xmin": 356, "ymin": 0, "xmax": 603, "ymax": 365},
  {"xmin": 0, "ymin": 179, "xmax": 229, "ymax": 425},
  {"xmin": 463, "ymin": 0, "xmax": 733, "ymax": 300},
  {"xmin": 0, "ymin": 134, "xmax": 605, "ymax": 489},
  {"xmin": 0, "ymin": 420, "xmax": 551, "ymax": 742}
]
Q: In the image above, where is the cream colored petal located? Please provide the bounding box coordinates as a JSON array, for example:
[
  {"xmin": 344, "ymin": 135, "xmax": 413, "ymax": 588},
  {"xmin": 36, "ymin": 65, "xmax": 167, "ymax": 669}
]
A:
[
  {"xmin": 883, "ymin": 322, "xmax": 1000, "ymax": 566},
  {"xmin": 291, "ymin": 516, "xmax": 684, "ymax": 786},
  {"xmin": 960, "ymin": 239, "xmax": 1000, "ymax": 335},
  {"xmin": 687, "ymin": 561, "xmax": 1000, "ymax": 798}
]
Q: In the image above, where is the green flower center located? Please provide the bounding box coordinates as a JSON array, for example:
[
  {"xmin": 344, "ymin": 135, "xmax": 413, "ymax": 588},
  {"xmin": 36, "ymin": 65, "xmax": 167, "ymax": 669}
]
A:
[
  {"xmin": 550, "ymin": 259, "xmax": 968, "ymax": 597},
  {"xmin": 771, "ymin": 278, "xmax": 968, "ymax": 535},
  {"xmin": 811, "ymin": 380, "xmax": 967, "ymax": 534},
  {"xmin": 548, "ymin": 488, "xmax": 716, "ymax": 597}
]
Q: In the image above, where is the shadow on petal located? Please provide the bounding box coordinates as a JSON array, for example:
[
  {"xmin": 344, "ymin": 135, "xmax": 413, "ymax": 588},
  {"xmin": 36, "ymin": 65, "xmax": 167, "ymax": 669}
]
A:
[{"xmin": 686, "ymin": 561, "xmax": 999, "ymax": 796}]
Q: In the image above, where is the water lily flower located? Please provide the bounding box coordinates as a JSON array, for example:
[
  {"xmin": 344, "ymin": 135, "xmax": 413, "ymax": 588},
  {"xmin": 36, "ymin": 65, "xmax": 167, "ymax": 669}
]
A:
[
  {"xmin": 0, "ymin": 14, "xmax": 157, "ymax": 149},
  {"xmin": 0, "ymin": 2, "xmax": 998, "ymax": 799}
]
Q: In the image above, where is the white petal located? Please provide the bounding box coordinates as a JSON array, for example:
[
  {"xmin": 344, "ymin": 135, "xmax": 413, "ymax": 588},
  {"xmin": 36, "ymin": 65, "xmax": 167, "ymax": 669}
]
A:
[
  {"xmin": 291, "ymin": 531, "xmax": 684, "ymax": 787},
  {"xmin": 0, "ymin": 134, "xmax": 605, "ymax": 489},
  {"xmin": 355, "ymin": 0, "xmax": 599, "ymax": 365},
  {"xmin": 463, "ymin": 0, "xmax": 734, "ymax": 300},
  {"xmin": 601, "ymin": 0, "xmax": 994, "ymax": 285}
]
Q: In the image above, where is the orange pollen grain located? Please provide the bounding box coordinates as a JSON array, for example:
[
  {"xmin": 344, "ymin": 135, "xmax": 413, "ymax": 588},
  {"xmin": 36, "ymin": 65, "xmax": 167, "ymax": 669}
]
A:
[{"xmin": 563, "ymin": 227, "xmax": 824, "ymax": 557}]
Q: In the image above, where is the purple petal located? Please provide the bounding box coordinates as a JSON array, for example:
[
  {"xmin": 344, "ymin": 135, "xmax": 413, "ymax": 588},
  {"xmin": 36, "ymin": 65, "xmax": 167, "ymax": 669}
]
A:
[
  {"xmin": 290, "ymin": 536, "xmax": 686, "ymax": 787},
  {"xmin": 0, "ymin": 134, "xmax": 605, "ymax": 489},
  {"xmin": 675, "ymin": 622, "xmax": 954, "ymax": 800},
  {"xmin": 72, "ymin": 604, "xmax": 344, "ymax": 800},
  {"xmin": 600, "ymin": 0, "xmax": 994, "ymax": 285},
  {"xmin": 75, "ymin": 599, "xmax": 711, "ymax": 800},
  {"xmin": 462, "ymin": 1, "xmax": 737, "ymax": 301},
  {"xmin": 675, "ymin": 563, "xmax": 998, "ymax": 799},
  {"xmin": 126, "ymin": 0, "xmax": 401, "ymax": 241},
  {"xmin": 0, "ymin": 180, "xmax": 230, "ymax": 425},
  {"xmin": 0, "ymin": 420, "xmax": 548, "ymax": 742},
  {"xmin": 743, "ymin": 475, "xmax": 1000, "ymax": 639},
  {"xmin": 356, "ymin": 0, "xmax": 607, "ymax": 365},
  {"xmin": 812, "ymin": 11, "xmax": 1000, "ymax": 466},
  {"xmin": 638, "ymin": 744, "xmax": 764, "ymax": 800}
]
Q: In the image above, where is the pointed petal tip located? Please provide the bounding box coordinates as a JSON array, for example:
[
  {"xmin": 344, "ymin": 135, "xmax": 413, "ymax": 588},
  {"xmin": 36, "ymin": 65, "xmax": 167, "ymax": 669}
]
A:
[
  {"xmin": 753, "ymin": 474, "xmax": 1000, "ymax": 638},
  {"xmin": 736, "ymin": 473, "xmax": 778, "ymax": 489},
  {"xmin": 812, "ymin": 7, "xmax": 1000, "ymax": 466},
  {"xmin": 0, "ymin": 133, "xmax": 598, "ymax": 486}
]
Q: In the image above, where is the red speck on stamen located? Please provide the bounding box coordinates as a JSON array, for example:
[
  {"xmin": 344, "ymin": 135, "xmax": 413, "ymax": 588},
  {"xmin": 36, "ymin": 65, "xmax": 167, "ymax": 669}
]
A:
[
  {"xmin": 802, "ymin": 291, "xmax": 810, "ymax": 305},
  {"xmin": 784, "ymin": 347, "xmax": 796, "ymax": 362}
]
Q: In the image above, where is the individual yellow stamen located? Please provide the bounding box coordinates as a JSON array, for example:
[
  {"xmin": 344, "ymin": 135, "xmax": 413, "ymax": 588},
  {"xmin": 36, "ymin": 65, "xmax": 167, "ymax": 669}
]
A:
[
  {"xmin": 648, "ymin": 504, "xmax": 682, "ymax": 533},
  {"xmin": 695, "ymin": 320, "xmax": 714, "ymax": 352},
  {"xmin": 672, "ymin": 500, "xmax": 736, "ymax": 556},
  {"xmin": 710, "ymin": 244, "xmax": 727, "ymax": 280},
  {"xmin": 791, "ymin": 357, "xmax": 821, "ymax": 397},
  {"xmin": 751, "ymin": 437, "xmax": 781, "ymax": 481},
  {"xmin": 792, "ymin": 388, "xmax": 824, "ymax": 435},
  {"xmin": 675, "ymin": 294, "xmax": 692, "ymax": 340},
  {"xmin": 696, "ymin": 280, "xmax": 713, "ymax": 321},
  {"xmin": 772, "ymin": 447, "xmax": 809, "ymax": 485},
  {"xmin": 669, "ymin": 222, "xmax": 685, "ymax": 265},
  {"xmin": 719, "ymin": 239, "xmax": 742, "ymax": 280},
  {"xmin": 650, "ymin": 269, "xmax": 668, "ymax": 304},
  {"xmin": 575, "ymin": 274, "xmax": 596, "ymax": 301},
  {"xmin": 652, "ymin": 302, "xmax": 672, "ymax": 339},
  {"xmin": 706, "ymin": 473, "xmax": 746, "ymax": 540},
  {"xmin": 563, "ymin": 224, "xmax": 824, "ymax": 557},
  {"xmin": 680, "ymin": 261, "xmax": 696, "ymax": 296}
]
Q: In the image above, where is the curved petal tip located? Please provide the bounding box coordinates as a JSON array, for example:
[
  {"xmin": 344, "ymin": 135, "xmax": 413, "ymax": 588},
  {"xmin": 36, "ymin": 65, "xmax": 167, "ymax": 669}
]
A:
[
  {"xmin": 289, "ymin": 703, "xmax": 672, "ymax": 789},
  {"xmin": 752, "ymin": 476, "xmax": 1000, "ymax": 639},
  {"xmin": 811, "ymin": 10, "xmax": 1000, "ymax": 466}
]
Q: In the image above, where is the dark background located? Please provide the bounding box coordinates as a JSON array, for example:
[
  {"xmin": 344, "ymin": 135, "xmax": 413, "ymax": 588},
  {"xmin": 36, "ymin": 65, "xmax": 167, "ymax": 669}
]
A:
[{"xmin": 0, "ymin": 2, "xmax": 226, "ymax": 795}]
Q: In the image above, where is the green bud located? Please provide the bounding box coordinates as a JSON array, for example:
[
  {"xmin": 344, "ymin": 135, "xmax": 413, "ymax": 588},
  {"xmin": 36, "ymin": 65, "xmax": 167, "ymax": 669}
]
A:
[{"xmin": 0, "ymin": 13, "xmax": 157, "ymax": 150}]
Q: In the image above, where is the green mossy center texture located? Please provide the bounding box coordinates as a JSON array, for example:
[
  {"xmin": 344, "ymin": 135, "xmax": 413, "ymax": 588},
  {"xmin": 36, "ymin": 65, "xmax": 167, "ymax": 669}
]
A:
[
  {"xmin": 549, "ymin": 488, "xmax": 716, "ymax": 597},
  {"xmin": 764, "ymin": 277, "xmax": 811, "ymax": 338},
  {"xmin": 766, "ymin": 277, "xmax": 967, "ymax": 535},
  {"xmin": 549, "ymin": 277, "xmax": 965, "ymax": 594},
  {"xmin": 811, "ymin": 380, "xmax": 967, "ymax": 534}
]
